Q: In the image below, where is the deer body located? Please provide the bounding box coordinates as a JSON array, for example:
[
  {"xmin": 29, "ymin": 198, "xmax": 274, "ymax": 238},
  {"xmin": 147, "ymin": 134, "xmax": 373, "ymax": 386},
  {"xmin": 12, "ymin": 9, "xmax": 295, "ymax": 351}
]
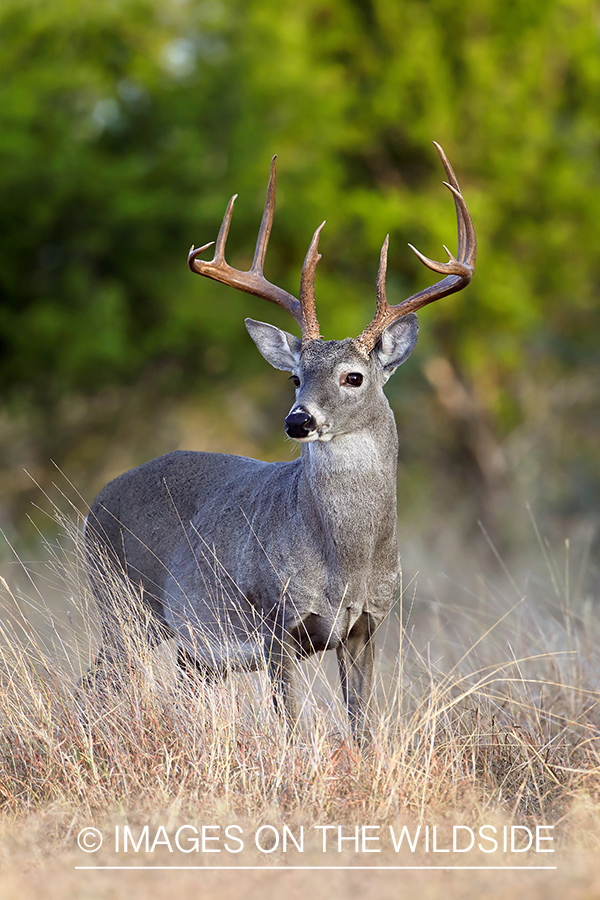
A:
[{"xmin": 85, "ymin": 144, "xmax": 475, "ymax": 737}]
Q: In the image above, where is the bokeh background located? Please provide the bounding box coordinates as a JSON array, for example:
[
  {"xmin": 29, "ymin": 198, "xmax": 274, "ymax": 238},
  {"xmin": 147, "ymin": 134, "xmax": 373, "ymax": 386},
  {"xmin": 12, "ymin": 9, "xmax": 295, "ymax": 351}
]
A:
[{"xmin": 0, "ymin": 0, "xmax": 598, "ymax": 592}]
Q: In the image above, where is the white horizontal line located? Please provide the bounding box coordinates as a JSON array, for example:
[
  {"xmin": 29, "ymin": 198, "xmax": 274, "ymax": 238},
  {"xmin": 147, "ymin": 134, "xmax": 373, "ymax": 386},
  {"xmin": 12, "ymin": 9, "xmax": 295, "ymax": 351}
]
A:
[{"xmin": 75, "ymin": 866, "xmax": 558, "ymax": 871}]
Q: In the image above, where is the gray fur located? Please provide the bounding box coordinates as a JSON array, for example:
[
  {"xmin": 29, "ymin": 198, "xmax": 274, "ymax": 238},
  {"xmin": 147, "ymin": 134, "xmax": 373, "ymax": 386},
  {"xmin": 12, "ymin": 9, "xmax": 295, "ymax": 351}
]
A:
[{"xmin": 84, "ymin": 313, "xmax": 419, "ymax": 738}]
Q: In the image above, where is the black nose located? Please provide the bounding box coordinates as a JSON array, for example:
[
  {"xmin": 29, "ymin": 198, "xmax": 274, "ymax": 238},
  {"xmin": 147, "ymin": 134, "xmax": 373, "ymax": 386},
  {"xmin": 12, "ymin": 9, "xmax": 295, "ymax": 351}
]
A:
[{"xmin": 285, "ymin": 409, "xmax": 316, "ymax": 438}]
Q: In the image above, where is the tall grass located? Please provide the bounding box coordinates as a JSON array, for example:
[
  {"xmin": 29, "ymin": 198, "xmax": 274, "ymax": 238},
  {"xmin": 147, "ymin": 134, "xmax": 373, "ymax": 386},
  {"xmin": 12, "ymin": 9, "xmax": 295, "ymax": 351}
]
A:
[{"xmin": 0, "ymin": 501, "xmax": 599, "ymax": 849}]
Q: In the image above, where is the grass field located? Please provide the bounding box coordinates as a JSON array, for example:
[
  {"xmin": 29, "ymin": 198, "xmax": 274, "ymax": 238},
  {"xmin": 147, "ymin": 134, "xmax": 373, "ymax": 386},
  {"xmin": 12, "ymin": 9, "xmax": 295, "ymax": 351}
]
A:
[{"xmin": 1, "ymin": 504, "xmax": 600, "ymax": 899}]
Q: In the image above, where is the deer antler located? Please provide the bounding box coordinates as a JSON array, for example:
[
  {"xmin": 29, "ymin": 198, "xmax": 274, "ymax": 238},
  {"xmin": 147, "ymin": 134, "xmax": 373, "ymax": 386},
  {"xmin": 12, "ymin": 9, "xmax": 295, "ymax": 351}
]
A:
[
  {"xmin": 355, "ymin": 142, "xmax": 476, "ymax": 355},
  {"xmin": 188, "ymin": 157, "xmax": 323, "ymax": 342}
]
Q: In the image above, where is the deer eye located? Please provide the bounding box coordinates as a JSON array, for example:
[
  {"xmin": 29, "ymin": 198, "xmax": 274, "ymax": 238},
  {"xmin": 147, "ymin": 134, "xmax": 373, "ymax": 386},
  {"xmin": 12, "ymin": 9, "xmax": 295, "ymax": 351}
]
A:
[
  {"xmin": 290, "ymin": 375, "xmax": 300, "ymax": 387},
  {"xmin": 344, "ymin": 372, "xmax": 364, "ymax": 387}
]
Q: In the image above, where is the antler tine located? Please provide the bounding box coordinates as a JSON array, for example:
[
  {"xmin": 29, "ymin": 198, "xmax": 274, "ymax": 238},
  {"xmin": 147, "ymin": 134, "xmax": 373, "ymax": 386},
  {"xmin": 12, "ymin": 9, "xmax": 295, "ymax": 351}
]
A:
[
  {"xmin": 355, "ymin": 142, "xmax": 476, "ymax": 355},
  {"xmin": 299, "ymin": 221, "xmax": 326, "ymax": 342},
  {"xmin": 213, "ymin": 193, "xmax": 237, "ymax": 265},
  {"xmin": 188, "ymin": 158, "xmax": 304, "ymax": 329},
  {"xmin": 433, "ymin": 141, "xmax": 466, "ymax": 259},
  {"xmin": 251, "ymin": 156, "xmax": 277, "ymax": 275},
  {"xmin": 376, "ymin": 234, "xmax": 390, "ymax": 311}
]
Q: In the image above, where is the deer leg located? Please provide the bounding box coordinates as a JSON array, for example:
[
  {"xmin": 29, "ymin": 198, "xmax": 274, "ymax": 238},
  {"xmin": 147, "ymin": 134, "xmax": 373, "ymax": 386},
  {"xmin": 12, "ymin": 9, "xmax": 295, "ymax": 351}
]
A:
[
  {"xmin": 336, "ymin": 613, "xmax": 375, "ymax": 741},
  {"xmin": 80, "ymin": 641, "xmax": 125, "ymax": 693},
  {"xmin": 176, "ymin": 644, "xmax": 227, "ymax": 685},
  {"xmin": 264, "ymin": 621, "xmax": 300, "ymax": 731}
]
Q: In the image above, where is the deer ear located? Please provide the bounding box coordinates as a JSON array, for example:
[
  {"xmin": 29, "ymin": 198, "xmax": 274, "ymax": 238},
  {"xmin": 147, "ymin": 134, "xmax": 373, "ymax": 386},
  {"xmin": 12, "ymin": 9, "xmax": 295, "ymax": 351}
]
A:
[
  {"xmin": 375, "ymin": 313, "xmax": 419, "ymax": 379},
  {"xmin": 245, "ymin": 318, "xmax": 302, "ymax": 372}
]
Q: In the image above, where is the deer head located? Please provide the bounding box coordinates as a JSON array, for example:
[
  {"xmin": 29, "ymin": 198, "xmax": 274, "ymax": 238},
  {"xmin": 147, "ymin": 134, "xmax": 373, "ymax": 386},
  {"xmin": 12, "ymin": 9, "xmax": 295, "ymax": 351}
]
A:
[{"xmin": 188, "ymin": 144, "xmax": 476, "ymax": 442}]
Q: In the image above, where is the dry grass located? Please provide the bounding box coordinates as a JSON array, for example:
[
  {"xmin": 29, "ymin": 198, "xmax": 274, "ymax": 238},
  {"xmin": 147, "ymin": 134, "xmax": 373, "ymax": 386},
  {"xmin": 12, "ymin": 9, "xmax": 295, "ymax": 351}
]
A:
[{"xmin": 1, "ymin": 504, "xmax": 600, "ymax": 898}]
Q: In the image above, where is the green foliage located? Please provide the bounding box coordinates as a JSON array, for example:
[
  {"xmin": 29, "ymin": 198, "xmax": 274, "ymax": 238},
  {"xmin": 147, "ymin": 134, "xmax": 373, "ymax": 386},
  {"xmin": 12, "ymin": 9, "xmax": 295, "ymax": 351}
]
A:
[{"xmin": 1, "ymin": 0, "xmax": 599, "ymax": 539}]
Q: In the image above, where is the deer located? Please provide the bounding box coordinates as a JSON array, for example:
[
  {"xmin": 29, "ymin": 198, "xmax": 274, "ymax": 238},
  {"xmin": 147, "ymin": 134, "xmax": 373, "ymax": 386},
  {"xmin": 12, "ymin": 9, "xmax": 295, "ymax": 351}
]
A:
[{"xmin": 83, "ymin": 142, "xmax": 476, "ymax": 739}]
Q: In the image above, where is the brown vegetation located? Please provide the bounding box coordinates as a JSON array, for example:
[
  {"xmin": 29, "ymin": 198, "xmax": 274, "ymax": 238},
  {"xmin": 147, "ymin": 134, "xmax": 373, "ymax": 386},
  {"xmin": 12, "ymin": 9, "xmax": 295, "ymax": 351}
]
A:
[{"xmin": 1, "ymin": 505, "xmax": 600, "ymax": 898}]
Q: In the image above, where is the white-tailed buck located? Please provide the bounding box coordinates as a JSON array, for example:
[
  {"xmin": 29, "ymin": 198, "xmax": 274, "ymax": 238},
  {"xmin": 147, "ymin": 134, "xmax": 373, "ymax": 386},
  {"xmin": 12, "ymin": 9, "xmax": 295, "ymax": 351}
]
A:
[{"xmin": 84, "ymin": 142, "xmax": 476, "ymax": 738}]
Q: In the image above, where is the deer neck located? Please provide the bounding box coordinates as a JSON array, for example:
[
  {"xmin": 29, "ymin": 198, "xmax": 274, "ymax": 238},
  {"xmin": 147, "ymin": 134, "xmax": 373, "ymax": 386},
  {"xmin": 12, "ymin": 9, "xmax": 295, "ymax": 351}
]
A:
[{"xmin": 298, "ymin": 409, "xmax": 399, "ymax": 559}]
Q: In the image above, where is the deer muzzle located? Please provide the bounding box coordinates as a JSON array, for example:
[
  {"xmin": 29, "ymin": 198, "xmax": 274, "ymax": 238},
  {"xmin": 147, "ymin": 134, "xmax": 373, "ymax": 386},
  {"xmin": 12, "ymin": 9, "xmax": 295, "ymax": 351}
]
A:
[{"xmin": 285, "ymin": 408, "xmax": 316, "ymax": 439}]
